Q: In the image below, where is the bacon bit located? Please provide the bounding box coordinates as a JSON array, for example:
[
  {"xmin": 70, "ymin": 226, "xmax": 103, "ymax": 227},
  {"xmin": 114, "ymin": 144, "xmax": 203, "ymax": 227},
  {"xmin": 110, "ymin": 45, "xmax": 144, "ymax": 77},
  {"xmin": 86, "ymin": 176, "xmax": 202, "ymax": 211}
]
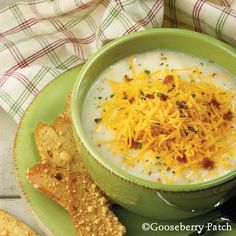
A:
[
  {"xmin": 123, "ymin": 92, "xmax": 128, "ymax": 99},
  {"xmin": 151, "ymin": 144, "xmax": 158, "ymax": 152},
  {"xmin": 200, "ymin": 130, "xmax": 206, "ymax": 137},
  {"xmin": 123, "ymin": 74, "xmax": 133, "ymax": 82},
  {"xmin": 163, "ymin": 75, "xmax": 174, "ymax": 84},
  {"xmin": 223, "ymin": 110, "xmax": 233, "ymax": 121},
  {"xmin": 151, "ymin": 125, "xmax": 163, "ymax": 137},
  {"xmin": 177, "ymin": 154, "xmax": 187, "ymax": 163},
  {"xmin": 202, "ymin": 158, "xmax": 214, "ymax": 170},
  {"xmin": 166, "ymin": 138, "xmax": 175, "ymax": 150},
  {"xmin": 176, "ymin": 100, "xmax": 188, "ymax": 109},
  {"xmin": 157, "ymin": 93, "xmax": 168, "ymax": 101},
  {"xmin": 211, "ymin": 98, "xmax": 220, "ymax": 109},
  {"xmin": 129, "ymin": 97, "xmax": 135, "ymax": 104},
  {"xmin": 145, "ymin": 93, "xmax": 155, "ymax": 99},
  {"xmin": 138, "ymin": 131, "xmax": 145, "ymax": 140},
  {"xmin": 179, "ymin": 110, "xmax": 186, "ymax": 118},
  {"xmin": 131, "ymin": 139, "xmax": 142, "ymax": 149}
]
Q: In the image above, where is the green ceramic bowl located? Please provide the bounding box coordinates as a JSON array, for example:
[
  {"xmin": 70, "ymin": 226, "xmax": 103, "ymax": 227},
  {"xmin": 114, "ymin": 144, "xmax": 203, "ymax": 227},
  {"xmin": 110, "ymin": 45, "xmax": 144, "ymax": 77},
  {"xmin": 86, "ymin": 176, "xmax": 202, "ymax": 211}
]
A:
[{"xmin": 71, "ymin": 29, "xmax": 236, "ymax": 220}]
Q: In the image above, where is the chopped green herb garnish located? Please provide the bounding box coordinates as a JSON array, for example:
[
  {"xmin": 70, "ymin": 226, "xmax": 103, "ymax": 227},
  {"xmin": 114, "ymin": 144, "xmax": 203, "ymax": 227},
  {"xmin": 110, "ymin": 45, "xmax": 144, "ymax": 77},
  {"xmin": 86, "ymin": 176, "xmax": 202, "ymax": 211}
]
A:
[
  {"xmin": 144, "ymin": 70, "xmax": 151, "ymax": 75},
  {"xmin": 137, "ymin": 142, "xmax": 142, "ymax": 149},
  {"xmin": 200, "ymin": 62, "xmax": 204, "ymax": 66},
  {"xmin": 110, "ymin": 94, "xmax": 114, "ymax": 98},
  {"xmin": 124, "ymin": 74, "xmax": 133, "ymax": 82},
  {"xmin": 184, "ymin": 128, "xmax": 189, "ymax": 135},
  {"xmin": 187, "ymin": 126, "xmax": 198, "ymax": 134},
  {"xmin": 160, "ymin": 62, "xmax": 164, "ymax": 66},
  {"xmin": 167, "ymin": 84, "xmax": 176, "ymax": 93},
  {"xmin": 98, "ymin": 96, "xmax": 102, "ymax": 99},
  {"xmin": 94, "ymin": 118, "xmax": 102, "ymax": 123},
  {"xmin": 191, "ymin": 93, "xmax": 196, "ymax": 98},
  {"xmin": 176, "ymin": 101, "xmax": 181, "ymax": 107},
  {"xmin": 140, "ymin": 90, "xmax": 144, "ymax": 96}
]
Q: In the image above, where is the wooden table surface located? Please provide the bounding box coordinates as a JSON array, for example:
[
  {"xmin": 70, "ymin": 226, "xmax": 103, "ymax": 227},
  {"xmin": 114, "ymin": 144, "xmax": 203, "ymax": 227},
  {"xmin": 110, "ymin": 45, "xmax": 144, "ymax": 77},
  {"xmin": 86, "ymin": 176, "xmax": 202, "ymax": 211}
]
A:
[{"xmin": 0, "ymin": 107, "xmax": 46, "ymax": 235}]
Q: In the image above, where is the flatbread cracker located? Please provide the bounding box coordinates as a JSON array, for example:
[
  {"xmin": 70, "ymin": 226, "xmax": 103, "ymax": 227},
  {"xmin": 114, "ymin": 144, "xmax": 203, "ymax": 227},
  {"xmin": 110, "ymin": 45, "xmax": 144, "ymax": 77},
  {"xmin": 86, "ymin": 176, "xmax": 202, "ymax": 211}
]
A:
[
  {"xmin": 27, "ymin": 163, "xmax": 70, "ymax": 211},
  {"xmin": 0, "ymin": 209, "xmax": 38, "ymax": 236},
  {"xmin": 69, "ymin": 172, "xmax": 126, "ymax": 236},
  {"xmin": 28, "ymin": 95, "xmax": 126, "ymax": 235}
]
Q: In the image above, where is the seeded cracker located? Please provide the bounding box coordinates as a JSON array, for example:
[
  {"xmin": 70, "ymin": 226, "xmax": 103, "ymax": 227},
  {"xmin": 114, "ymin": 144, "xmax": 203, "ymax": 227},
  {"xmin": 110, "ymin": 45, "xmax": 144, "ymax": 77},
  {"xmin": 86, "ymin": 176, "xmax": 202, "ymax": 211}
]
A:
[
  {"xmin": 27, "ymin": 95, "xmax": 126, "ymax": 236},
  {"xmin": 27, "ymin": 163, "xmax": 70, "ymax": 211},
  {"xmin": 69, "ymin": 171, "xmax": 126, "ymax": 236},
  {"xmin": 0, "ymin": 209, "xmax": 38, "ymax": 236},
  {"xmin": 35, "ymin": 117, "xmax": 84, "ymax": 172}
]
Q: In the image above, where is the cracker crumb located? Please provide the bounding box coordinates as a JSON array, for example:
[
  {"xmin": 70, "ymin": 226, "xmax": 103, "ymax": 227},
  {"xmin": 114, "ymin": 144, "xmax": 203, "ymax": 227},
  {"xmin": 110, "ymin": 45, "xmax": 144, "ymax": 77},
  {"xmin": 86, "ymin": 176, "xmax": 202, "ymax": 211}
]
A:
[
  {"xmin": 87, "ymin": 206, "xmax": 93, "ymax": 213},
  {"xmin": 33, "ymin": 184, "xmax": 39, "ymax": 189}
]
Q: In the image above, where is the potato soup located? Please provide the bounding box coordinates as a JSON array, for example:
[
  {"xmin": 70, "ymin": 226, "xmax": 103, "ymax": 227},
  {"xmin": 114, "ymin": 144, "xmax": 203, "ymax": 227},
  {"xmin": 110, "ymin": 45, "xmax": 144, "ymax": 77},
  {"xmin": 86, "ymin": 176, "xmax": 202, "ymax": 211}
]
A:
[{"xmin": 82, "ymin": 49, "xmax": 236, "ymax": 184}]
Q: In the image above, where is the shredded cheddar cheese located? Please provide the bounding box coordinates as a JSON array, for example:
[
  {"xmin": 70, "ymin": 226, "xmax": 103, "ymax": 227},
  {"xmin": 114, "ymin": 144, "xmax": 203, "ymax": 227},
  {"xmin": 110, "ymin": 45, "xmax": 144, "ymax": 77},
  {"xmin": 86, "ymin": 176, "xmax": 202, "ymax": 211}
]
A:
[{"xmin": 95, "ymin": 57, "xmax": 236, "ymax": 183}]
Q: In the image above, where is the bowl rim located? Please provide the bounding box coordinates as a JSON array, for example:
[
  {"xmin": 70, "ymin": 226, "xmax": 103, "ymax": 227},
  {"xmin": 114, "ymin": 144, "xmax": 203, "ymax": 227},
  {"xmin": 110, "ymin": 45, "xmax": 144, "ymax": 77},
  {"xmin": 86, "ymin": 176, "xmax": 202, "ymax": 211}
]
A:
[{"xmin": 71, "ymin": 28, "xmax": 236, "ymax": 192}]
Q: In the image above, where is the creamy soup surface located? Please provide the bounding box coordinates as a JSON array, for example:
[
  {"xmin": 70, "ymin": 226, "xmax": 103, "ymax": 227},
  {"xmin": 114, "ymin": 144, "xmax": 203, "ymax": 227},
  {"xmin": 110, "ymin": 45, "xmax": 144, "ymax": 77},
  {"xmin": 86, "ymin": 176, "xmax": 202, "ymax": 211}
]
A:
[{"xmin": 82, "ymin": 49, "xmax": 236, "ymax": 184}]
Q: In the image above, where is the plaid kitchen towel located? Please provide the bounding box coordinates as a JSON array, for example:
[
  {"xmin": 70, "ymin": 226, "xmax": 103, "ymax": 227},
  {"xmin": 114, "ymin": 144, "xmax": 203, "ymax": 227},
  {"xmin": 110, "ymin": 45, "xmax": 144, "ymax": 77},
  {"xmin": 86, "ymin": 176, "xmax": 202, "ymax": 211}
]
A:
[
  {"xmin": 0, "ymin": 0, "xmax": 235, "ymax": 122},
  {"xmin": 0, "ymin": 0, "xmax": 163, "ymax": 122},
  {"xmin": 164, "ymin": 0, "xmax": 236, "ymax": 46}
]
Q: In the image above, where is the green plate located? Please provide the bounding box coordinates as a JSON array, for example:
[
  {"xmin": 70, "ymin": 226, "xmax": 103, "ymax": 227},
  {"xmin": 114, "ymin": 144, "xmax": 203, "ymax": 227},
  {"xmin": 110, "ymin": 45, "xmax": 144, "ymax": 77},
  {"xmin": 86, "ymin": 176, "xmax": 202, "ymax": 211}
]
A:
[{"xmin": 14, "ymin": 65, "xmax": 236, "ymax": 236}]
